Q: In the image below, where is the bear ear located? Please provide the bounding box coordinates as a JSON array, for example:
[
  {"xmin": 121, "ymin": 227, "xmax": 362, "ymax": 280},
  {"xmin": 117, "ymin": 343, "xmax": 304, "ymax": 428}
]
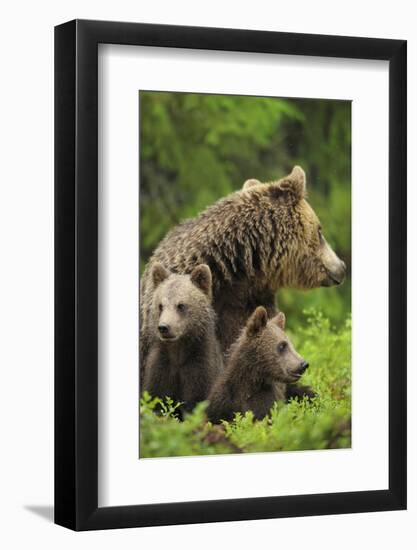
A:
[
  {"xmin": 151, "ymin": 262, "xmax": 170, "ymax": 289},
  {"xmin": 246, "ymin": 306, "xmax": 268, "ymax": 336},
  {"xmin": 272, "ymin": 311, "xmax": 286, "ymax": 330},
  {"xmin": 190, "ymin": 264, "xmax": 212, "ymax": 297},
  {"xmin": 270, "ymin": 165, "xmax": 306, "ymax": 203},
  {"xmin": 286, "ymin": 165, "xmax": 306, "ymax": 201},
  {"xmin": 242, "ymin": 178, "xmax": 261, "ymax": 191}
]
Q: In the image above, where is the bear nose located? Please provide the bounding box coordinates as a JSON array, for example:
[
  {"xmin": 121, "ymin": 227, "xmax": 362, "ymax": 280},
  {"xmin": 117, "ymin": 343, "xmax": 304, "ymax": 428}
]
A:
[
  {"xmin": 335, "ymin": 260, "xmax": 346, "ymax": 283},
  {"xmin": 298, "ymin": 361, "xmax": 309, "ymax": 375},
  {"xmin": 158, "ymin": 324, "xmax": 170, "ymax": 336}
]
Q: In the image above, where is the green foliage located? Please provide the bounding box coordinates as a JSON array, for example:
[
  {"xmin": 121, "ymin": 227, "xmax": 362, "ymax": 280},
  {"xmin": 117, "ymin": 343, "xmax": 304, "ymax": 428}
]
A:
[
  {"xmin": 140, "ymin": 311, "xmax": 351, "ymax": 458},
  {"xmin": 140, "ymin": 91, "xmax": 351, "ymax": 325},
  {"xmin": 140, "ymin": 394, "xmax": 234, "ymax": 457}
]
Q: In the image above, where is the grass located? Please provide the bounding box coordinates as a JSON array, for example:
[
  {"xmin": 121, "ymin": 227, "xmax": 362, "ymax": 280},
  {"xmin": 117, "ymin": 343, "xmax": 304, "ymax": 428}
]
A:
[{"xmin": 139, "ymin": 310, "xmax": 351, "ymax": 458}]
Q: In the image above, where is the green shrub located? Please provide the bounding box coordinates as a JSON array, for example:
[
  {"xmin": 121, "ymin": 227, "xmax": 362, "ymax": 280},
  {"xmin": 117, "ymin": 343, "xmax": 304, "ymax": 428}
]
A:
[{"xmin": 139, "ymin": 311, "xmax": 351, "ymax": 458}]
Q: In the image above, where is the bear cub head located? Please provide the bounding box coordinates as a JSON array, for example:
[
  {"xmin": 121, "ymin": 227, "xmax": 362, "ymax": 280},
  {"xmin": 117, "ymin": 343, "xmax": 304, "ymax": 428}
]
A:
[
  {"xmin": 151, "ymin": 262, "xmax": 215, "ymax": 343},
  {"xmin": 235, "ymin": 306, "xmax": 309, "ymax": 384}
]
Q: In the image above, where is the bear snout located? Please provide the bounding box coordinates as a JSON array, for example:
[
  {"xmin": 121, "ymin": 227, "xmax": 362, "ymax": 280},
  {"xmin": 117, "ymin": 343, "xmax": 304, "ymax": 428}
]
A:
[
  {"xmin": 331, "ymin": 260, "xmax": 346, "ymax": 285},
  {"xmin": 158, "ymin": 324, "xmax": 174, "ymax": 339},
  {"xmin": 322, "ymin": 260, "xmax": 346, "ymax": 287},
  {"xmin": 296, "ymin": 361, "xmax": 309, "ymax": 375}
]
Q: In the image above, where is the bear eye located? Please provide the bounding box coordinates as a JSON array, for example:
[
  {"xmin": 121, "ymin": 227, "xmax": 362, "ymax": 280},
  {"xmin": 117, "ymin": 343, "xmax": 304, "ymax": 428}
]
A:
[
  {"xmin": 177, "ymin": 303, "xmax": 186, "ymax": 313},
  {"xmin": 158, "ymin": 304, "xmax": 163, "ymax": 313},
  {"xmin": 277, "ymin": 341, "xmax": 288, "ymax": 353}
]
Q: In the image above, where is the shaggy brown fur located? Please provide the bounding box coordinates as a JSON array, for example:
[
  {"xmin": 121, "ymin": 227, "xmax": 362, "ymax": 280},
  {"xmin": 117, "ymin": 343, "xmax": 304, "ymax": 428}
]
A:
[
  {"xmin": 143, "ymin": 263, "xmax": 222, "ymax": 415},
  {"xmin": 207, "ymin": 307, "xmax": 311, "ymax": 422},
  {"xmin": 140, "ymin": 166, "xmax": 345, "ymax": 383}
]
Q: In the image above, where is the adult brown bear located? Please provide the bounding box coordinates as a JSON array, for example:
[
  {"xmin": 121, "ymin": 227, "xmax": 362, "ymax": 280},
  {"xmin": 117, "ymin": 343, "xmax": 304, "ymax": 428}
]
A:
[{"xmin": 140, "ymin": 166, "xmax": 345, "ymax": 383}]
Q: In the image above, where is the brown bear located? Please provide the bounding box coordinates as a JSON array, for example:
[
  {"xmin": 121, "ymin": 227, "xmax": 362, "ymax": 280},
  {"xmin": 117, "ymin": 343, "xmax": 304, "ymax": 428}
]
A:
[
  {"xmin": 143, "ymin": 262, "xmax": 222, "ymax": 415},
  {"xmin": 207, "ymin": 306, "xmax": 311, "ymax": 423},
  {"xmin": 140, "ymin": 166, "xmax": 345, "ymax": 383}
]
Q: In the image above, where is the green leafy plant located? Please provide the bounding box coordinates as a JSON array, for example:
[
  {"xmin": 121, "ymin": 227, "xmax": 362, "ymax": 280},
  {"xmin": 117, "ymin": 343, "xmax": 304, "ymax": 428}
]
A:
[{"xmin": 139, "ymin": 311, "xmax": 351, "ymax": 458}]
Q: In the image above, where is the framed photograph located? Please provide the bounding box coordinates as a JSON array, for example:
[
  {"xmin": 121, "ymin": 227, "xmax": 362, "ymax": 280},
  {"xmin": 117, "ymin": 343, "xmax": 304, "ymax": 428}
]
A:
[{"xmin": 55, "ymin": 19, "xmax": 406, "ymax": 530}]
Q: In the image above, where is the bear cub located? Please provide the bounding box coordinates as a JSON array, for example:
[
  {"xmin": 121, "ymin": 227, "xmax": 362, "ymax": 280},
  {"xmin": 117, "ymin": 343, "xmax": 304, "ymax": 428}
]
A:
[
  {"xmin": 143, "ymin": 262, "xmax": 222, "ymax": 416},
  {"xmin": 207, "ymin": 306, "xmax": 311, "ymax": 422}
]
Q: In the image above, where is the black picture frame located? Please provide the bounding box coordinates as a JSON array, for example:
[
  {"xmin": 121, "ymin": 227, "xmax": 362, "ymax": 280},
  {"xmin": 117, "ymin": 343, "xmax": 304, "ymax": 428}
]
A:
[{"xmin": 55, "ymin": 19, "xmax": 407, "ymax": 531}]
